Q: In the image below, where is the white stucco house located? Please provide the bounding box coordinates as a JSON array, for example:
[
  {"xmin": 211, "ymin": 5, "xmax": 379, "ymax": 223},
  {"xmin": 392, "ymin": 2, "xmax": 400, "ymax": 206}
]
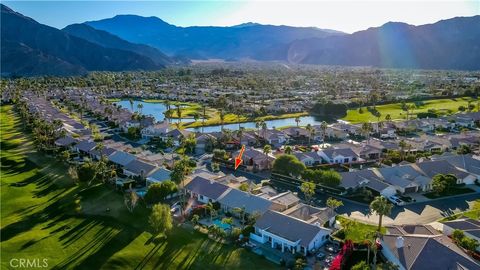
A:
[
  {"xmin": 250, "ymin": 210, "xmax": 331, "ymax": 255},
  {"xmin": 318, "ymin": 148, "xmax": 360, "ymax": 164},
  {"xmin": 141, "ymin": 122, "xmax": 170, "ymax": 139}
]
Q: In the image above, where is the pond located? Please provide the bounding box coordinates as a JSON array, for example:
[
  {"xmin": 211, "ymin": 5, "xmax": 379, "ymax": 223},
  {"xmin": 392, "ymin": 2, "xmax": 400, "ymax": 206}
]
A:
[{"xmin": 115, "ymin": 99, "xmax": 328, "ymax": 132}]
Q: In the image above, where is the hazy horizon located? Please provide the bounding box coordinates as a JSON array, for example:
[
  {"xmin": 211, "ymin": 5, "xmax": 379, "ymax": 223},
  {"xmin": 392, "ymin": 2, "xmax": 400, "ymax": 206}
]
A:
[{"xmin": 3, "ymin": 1, "xmax": 480, "ymax": 33}]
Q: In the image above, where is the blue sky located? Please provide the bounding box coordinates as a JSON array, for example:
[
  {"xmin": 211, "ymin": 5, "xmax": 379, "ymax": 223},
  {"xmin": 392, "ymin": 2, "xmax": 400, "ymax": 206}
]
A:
[{"xmin": 3, "ymin": 1, "xmax": 480, "ymax": 33}]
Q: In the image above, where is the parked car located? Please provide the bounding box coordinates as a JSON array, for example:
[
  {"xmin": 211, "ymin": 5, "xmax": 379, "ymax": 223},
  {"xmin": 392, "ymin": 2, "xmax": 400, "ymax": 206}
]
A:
[{"xmin": 388, "ymin": 195, "xmax": 405, "ymax": 206}]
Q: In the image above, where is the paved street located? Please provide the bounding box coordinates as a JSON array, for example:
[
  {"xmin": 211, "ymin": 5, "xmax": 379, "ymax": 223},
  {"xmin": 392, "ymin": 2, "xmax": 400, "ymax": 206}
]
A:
[{"xmin": 338, "ymin": 193, "xmax": 480, "ymax": 225}]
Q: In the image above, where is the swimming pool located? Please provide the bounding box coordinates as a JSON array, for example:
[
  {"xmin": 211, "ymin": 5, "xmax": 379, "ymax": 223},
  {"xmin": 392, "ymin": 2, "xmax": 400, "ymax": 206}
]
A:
[{"xmin": 212, "ymin": 219, "xmax": 231, "ymax": 230}]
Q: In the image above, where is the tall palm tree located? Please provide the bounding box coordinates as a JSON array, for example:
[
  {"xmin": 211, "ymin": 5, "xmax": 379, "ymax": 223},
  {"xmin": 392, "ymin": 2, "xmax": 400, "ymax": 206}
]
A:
[
  {"xmin": 361, "ymin": 122, "xmax": 373, "ymax": 142},
  {"xmin": 219, "ymin": 109, "xmax": 225, "ymax": 131},
  {"xmin": 263, "ymin": 144, "xmax": 272, "ymax": 169},
  {"xmin": 369, "ymin": 196, "xmax": 393, "ymax": 231},
  {"xmin": 399, "ymin": 140, "xmax": 407, "ymax": 160},
  {"xmin": 202, "ymin": 104, "xmax": 207, "ymax": 127},
  {"xmin": 295, "ymin": 117, "xmax": 301, "ymax": 127},
  {"xmin": 129, "ymin": 98, "xmax": 134, "ymax": 111},
  {"xmin": 237, "ymin": 127, "xmax": 245, "ymax": 147},
  {"xmin": 320, "ymin": 121, "xmax": 328, "ymax": 147},
  {"xmin": 137, "ymin": 103, "xmax": 143, "ymax": 115},
  {"xmin": 306, "ymin": 124, "xmax": 313, "ymax": 145}
]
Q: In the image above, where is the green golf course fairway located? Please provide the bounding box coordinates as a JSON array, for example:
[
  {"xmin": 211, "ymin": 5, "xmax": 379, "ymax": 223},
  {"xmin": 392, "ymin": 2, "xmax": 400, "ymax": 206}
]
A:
[
  {"xmin": 342, "ymin": 97, "xmax": 479, "ymax": 123},
  {"xmin": 0, "ymin": 105, "xmax": 276, "ymax": 270}
]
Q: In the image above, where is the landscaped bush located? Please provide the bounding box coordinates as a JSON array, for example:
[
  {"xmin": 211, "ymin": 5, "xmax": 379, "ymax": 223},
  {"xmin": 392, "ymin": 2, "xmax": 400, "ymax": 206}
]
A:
[{"xmin": 242, "ymin": 225, "xmax": 255, "ymax": 237}]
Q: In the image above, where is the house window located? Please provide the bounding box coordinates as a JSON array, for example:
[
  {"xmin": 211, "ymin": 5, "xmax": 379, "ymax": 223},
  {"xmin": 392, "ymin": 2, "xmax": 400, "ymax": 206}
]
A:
[{"xmin": 344, "ymin": 158, "xmax": 349, "ymax": 163}]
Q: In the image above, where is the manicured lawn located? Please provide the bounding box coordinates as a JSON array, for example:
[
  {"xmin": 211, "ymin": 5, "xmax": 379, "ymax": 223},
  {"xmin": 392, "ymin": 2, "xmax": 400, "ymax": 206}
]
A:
[
  {"xmin": 424, "ymin": 187, "xmax": 476, "ymax": 199},
  {"xmin": 334, "ymin": 216, "xmax": 386, "ymax": 243},
  {"xmin": 342, "ymin": 97, "xmax": 479, "ymax": 123},
  {"xmin": 0, "ymin": 105, "xmax": 276, "ymax": 270}
]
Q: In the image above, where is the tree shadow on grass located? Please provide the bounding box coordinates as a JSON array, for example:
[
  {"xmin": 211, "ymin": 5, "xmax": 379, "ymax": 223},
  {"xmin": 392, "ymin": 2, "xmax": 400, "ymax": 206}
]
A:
[{"xmin": 53, "ymin": 217, "xmax": 143, "ymax": 270}]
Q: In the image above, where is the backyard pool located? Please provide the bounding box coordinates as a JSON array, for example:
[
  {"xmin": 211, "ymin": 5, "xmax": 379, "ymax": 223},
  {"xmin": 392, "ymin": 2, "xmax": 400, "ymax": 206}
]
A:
[{"xmin": 212, "ymin": 219, "xmax": 231, "ymax": 230}]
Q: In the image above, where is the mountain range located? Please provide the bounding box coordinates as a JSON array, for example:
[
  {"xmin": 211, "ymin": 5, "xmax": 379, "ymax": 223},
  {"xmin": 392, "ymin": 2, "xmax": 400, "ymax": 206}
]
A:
[
  {"xmin": 2, "ymin": 3, "xmax": 480, "ymax": 76},
  {"xmin": 0, "ymin": 4, "xmax": 168, "ymax": 76},
  {"xmin": 84, "ymin": 15, "xmax": 343, "ymax": 60}
]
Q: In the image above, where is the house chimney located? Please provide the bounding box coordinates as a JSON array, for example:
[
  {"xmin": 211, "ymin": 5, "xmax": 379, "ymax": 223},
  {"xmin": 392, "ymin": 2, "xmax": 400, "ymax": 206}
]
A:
[{"xmin": 396, "ymin": 236, "xmax": 404, "ymax": 248}]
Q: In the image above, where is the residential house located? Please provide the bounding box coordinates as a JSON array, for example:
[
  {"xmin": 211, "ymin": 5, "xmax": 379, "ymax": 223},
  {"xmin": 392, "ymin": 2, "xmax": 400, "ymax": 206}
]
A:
[
  {"xmin": 267, "ymin": 191, "xmax": 301, "ymax": 211},
  {"xmin": 73, "ymin": 140, "xmax": 97, "ymax": 155},
  {"xmin": 431, "ymin": 154, "xmax": 480, "ymax": 181},
  {"xmin": 318, "ymin": 148, "xmax": 360, "ymax": 164},
  {"xmin": 330, "ymin": 122, "xmax": 362, "ymax": 136},
  {"xmin": 414, "ymin": 160, "xmax": 476, "ymax": 185},
  {"xmin": 234, "ymin": 147, "xmax": 276, "ymax": 171},
  {"xmin": 163, "ymin": 129, "xmax": 192, "ymax": 147},
  {"xmin": 340, "ymin": 170, "xmax": 397, "ymax": 197},
  {"xmin": 258, "ymin": 129, "xmax": 288, "ymax": 146},
  {"xmin": 381, "ymin": 225, "xmax": 480, "ymax": 270},
  {"xmin": 146, "ymin": 168, "xmax": 171, "ymax": 187},
  {"xmin": 89, "ymin": 146, "xmax": 117, "ymax": 160},
  {"xmin": 451, "ymin": 115, "xmax": 475, "ymax": 128},
  {"xmin": 237, "ymin": 131, "xmax": 257, "ymax": 147},
  {"xmin": 375, "ymin": 166, "xmax": 425, "ymax": 194},
  {"xmin": 250, "ymin": 210, "xmax": 331, "ymax": 255},
  {"xmin": 54, "ymin": 136, "xmax": 78, "ymax": 149},
  {"xmin": 108, "ymin": 151, "xmax": 137, "ymax": 167},
  {"xmin": 337, "ymin": 142, "xmax": 383, "ymax": 160},
  {"xmin": 121, "ymin": 119, "xmax": 140, "ymax": 132},
  {"xmin": 218, "ymin": 188, "xmax": 277, "ymax": 215},
  {"xmin": 442, "ymin": 218, "xmax": 480, "ymax": 251},
  {"xmin": 449, "ymin": 134, "xmax": 480, "ymax": 150},
  {"xmin": 378, "ymin": 125, "xmax": 397, "ymax": 139},
  {"xmin": 293, "ymin": 151, "xmax": 323, "ymax": 166},
  {"xmin": 184, "ymin": 176, "xmax": 230, "ymax": 204},
  {"xmin": 282, "ymin": 203, "xmax": 336, "ymax": 227},
  {"xmin": 282, "ymin": 127, "xmax": 310, "ymax": 142},
  {"xmin": 195, "ymin": 133, "xmax": 216, "ymax": 154},
  {"xmin": 123, "ymin": 159, "xmax": 157, "ymax": 178},
  {"xmin": 141, "ymin": 121, "xmax": 170, "ymax": 139}
]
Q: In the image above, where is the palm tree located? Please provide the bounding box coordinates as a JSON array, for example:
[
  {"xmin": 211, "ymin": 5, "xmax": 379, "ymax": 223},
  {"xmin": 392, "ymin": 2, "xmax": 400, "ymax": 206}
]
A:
[
  {"xmin": 205, "ymin": 202, "xmax": 216, "ymax": 222},
  {"xmin": 370, "ymin": 196, "xmax": 393, "ymax": 231},
  {"xmin": 320, "ymin": 121, "xmax": 328, "ymax": 147},
  {"xmin": 361, "ymin": 122, "xmax": 373, "ymax": 142},
  {"xmin": 399, "ymin": 140, "xmax": 407, "ymax": 160},
  {"xmin": 295, "ymin": 117, "xmax": 301, "ymax": 127},
  {"xmin": 237, "ymin": 127, "xmax": 245, "ymax": 147},
  {"xmin": 219, "ymin": 109, "xmax": 225, "ymax": 131},
  {"xmin": 255, "ymin": 121, "xmax": 261, "ymax": 136},
  {"xmin": 284, "ymin": 145, "xmax": 293, "ymax": 155},
  {"xmin": 129, "ymin": 98, "xmax": 134, "ymax": 111},
  {"xmin": 232, "ymin": 207, "xmax": 246, "ymax": 228},
  {"xmin": 137, "ymin": 103, "xmax": 143, "ymax": 115},
  {"xmin": 164, "ymin": 110, "xmax": 172, "ymax": 123},
  {"xmin": 261, "ymin": 121, "xmax": 267, "ymax": 137},
  {"xmin": 263, "ymin": 144, "xmax": 272, "ymax": 170},
  {"xmin": 306, "ymin": 124, "xmax": 313, "ymax": 145}
]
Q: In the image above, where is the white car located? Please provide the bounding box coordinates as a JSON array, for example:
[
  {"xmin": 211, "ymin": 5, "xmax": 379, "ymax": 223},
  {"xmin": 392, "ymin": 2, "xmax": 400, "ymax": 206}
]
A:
[{"xmin": 388, "ymin": 195, "xmax": 405, "ymax": 206}]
